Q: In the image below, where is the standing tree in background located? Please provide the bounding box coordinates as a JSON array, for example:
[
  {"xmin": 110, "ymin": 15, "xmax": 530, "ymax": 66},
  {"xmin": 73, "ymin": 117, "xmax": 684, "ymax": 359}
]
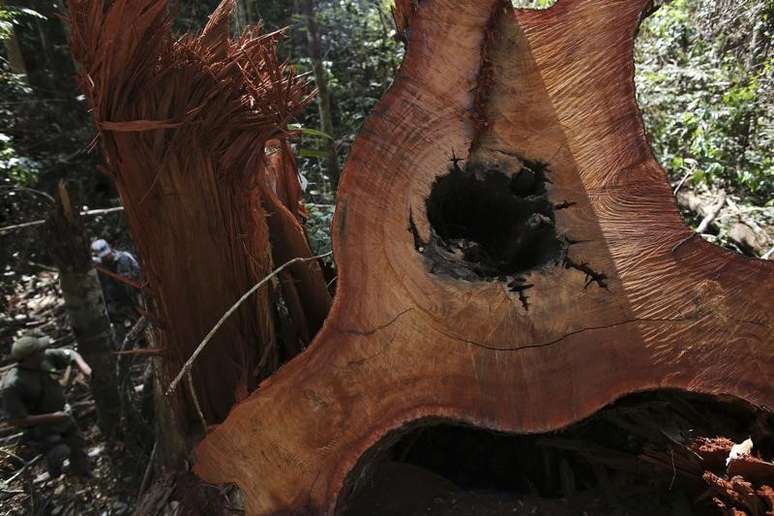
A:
[
  {"xmin": 43, "ymin": 181, "xmax": 122, "ymax": 438},
  {"xmin": 301, "ymin": 0, "xmax": 340, "ymax": 187}
]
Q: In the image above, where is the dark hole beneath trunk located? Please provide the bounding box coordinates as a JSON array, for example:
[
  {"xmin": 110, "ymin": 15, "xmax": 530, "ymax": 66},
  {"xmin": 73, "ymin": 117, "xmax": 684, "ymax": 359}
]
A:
[{"xmin": 340, "ymin": 391, "xmax": 773, "ymax": 516}]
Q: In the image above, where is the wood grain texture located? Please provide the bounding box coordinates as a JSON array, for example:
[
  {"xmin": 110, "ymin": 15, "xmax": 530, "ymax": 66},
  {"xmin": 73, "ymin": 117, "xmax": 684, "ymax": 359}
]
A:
[
  {"xmin": 194, "ymin": 1, "xmax": 773, "ymax": 513},
  {"xmin": 67, "ymin": 0, "xmax": 317, "ymax": 428}
]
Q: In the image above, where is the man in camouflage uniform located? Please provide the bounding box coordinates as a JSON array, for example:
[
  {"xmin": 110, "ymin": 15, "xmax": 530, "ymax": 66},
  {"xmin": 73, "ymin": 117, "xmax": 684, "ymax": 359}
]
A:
[{"xmin": 1, "ymin": 334, "xmax": 93, "ymax": 477}]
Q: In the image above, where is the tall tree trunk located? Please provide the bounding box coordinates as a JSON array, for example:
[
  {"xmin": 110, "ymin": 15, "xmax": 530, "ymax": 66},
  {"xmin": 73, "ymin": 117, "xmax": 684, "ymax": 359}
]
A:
[
  {"xmin": 2, "ymin": 31, "xmax": 28, "ymax": 77},
  {"xmin": 300, "ymin": 0, "xmax": 340, "ymax": 188},
  {"xmin": 43, "ymin": 181, "xmax": 122, "ymax": 438},
  {"xmin": 243, "ymin": 0, "xmax": 257, "ymax": 25},
  {"xmin": 66, "ymin": 0, "xmax": 320, "ymax": 465},
  {"xmin": 194, "ymin": 1, "xmax": 774, "ymax": 514}
]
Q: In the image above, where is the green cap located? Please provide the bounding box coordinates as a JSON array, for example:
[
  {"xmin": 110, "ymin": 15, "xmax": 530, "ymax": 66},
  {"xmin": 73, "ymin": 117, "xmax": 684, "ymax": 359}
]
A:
[{"xmin": 11, "ymin": 335, "xmax": 51, "ymax": 361}]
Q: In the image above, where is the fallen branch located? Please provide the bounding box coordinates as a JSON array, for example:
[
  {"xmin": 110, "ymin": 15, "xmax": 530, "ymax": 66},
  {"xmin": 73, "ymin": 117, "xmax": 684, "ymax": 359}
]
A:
[
  {"xmin": 136, "ymin": 439, "xmax": 158, "ymax": 502},
  {"xmin": 0, "ymin": 448, "xmax": 25, "ymax": 466},
  {"xmin": 696, "ymin": 190, "xmax": 727, "ymax": 234},
  {"xmin": 122, "ymin": 316, "xmax": 149, "ymax": 348},
  {"xmin": 0, "ymin": 433, "xmax": 23, "ymax": 444},
  {"xmin": 113, "ymin": 348, "xmax": 164, "ymax": 356},
  {"xmin": 165, "ymin": 251, "xmax": 333, "ymax": 396},
  {"xmin": 672, "ymin": 169, "xmax": 694, "ymax": 195},
  {"xmin": 0, "ymin": 186, "xmax": 55, "ymax": 204},
  {"xmin": 2, "ymin": 455, "xmax": 41, "ymax": 486},
  {"xmin": 188, "ymin": 371, "xmax": 208, "ymax": 433}
]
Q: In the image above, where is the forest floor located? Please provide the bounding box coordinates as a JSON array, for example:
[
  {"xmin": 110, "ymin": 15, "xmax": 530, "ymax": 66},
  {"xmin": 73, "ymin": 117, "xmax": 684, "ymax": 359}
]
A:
[{"xmin": 0, "ymin": 273, "xmax": 146, "ymax": 515}]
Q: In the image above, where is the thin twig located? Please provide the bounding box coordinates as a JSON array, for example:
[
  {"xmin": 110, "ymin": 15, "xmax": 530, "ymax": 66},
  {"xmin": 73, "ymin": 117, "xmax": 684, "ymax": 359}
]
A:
[
  {"xmin": 671, "ymin": 232, "xmax": 698, "ymax": 254},
  {"xmin": 136, "ymin": 439, "xmax": 158, "ymax": 502},
  {"xmin": 0, "ymin": 488, "xmax": 26, "ymax": 495},
  {"xmin": 188, "ymin": 371, "xmax": 208, "ymax": 433},
  {"xmin": 0, "ymin": 448, "xmax": 25, "ymax": 466},
  {"xmin": 762, "ymin": 246, "xmax": 774, "ymax": 260},
  {"xmin": 165, "ymin": 251, "xmax": 332, "ymax": 396},
  {"xmin": 121, "ymin": 316, "xmax": 149, "ymax": 349},
  {"xmin": 2, "ymin": 455, "xmax": 42, "ymax": 486},
  {"xmin": 673, "ymin": 169, "xmax": 694, "ymax": 195},
  {"xmin": 0, "ymin": 220, "xmax": 47, "ymax": 234},
  {"xmin": 0, "ymin": 433, "xmax": 23, "ymax": 444},
  {"xmin": 0, "ymin": 206, "xmax": 124, "ymax": 235},
  {"xmin": 0, "ymin": 186, "xmax": 55, "ymax": 204},
  {"xmin": 113, "ymin": 348, "xmax": 164, "ymax": 356},
  {"xmin": 696, "ymin": 190, "xmax": 726, "ymax": 234},
  {"xmin": 669, "ymin": 448, "xmax": 676, "ymax": 491}
]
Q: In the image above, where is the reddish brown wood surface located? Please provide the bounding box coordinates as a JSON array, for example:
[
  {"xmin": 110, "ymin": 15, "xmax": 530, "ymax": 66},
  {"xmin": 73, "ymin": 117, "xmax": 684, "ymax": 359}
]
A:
[
  {"xmin": 67, "ymin": 0, "xmax": 323, "ymax": 432},
  {"xmin": 195, "ymin": 1, "xmax": 774, "ymax": 514}
]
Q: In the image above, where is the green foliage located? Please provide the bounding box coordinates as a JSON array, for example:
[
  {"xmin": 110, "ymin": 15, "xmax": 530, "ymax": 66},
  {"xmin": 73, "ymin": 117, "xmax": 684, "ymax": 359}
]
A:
[
  {"xmin": 0, "ymin": 133, "xmax": 41, "ymax": 186},
  {"xmin": 291, "ymin": 0, "xmax": 403, "ymax": 200},
  {"xmin": 0, "ymin": 6, "xmax": 45, "ymax": 40},
  {"xmin": 0, "ymin": 69, "xmax": 34, "ymax": 185},
  {"xmin": 636, "ymin": 0, "xmax": 774, "ymax": 205},
  {"xmin": 305, "ymin": 203, "xmax": 335, "ymax": 263},
  {"xmin": 511, "ymin": 0, "xmax": 556, "ymax": 8},
  {"xmin": 0, "ymin": 6, "xmax": 44, "ymax": 188}
]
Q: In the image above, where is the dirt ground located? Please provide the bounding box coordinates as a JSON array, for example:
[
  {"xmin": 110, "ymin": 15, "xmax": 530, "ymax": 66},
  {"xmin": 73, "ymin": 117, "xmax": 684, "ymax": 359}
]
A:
[{"xmin": 0, "ymin": 272, "xmax": 147, "ymax": 515}]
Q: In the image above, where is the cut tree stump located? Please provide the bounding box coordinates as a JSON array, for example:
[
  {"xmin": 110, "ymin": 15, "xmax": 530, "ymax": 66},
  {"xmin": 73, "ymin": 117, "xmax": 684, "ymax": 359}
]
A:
[{"xmin": 195, "ymin": 0, "xmax": 774, "ymax": 514}]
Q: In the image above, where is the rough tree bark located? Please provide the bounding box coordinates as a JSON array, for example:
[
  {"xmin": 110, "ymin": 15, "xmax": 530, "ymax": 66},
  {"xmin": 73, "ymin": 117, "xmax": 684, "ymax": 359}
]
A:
[
  {"xmin": 66, "ymin": 0, "xmax": 324, "ymax": 464},
  {"xmin": 301, "ymin": 0, "xmax": 340, "ymax": 187},
  {"xmin": 194, "ymin": 0, "xmax": 774, "ymax": 514},
  {"xmin": 43, "ymin": 181, "xmax": 121, "ymax": 438}
]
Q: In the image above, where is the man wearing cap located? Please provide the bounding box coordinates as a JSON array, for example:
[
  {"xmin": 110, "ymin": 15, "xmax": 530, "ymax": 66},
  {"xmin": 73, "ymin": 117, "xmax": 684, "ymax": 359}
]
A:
[
  {"xmin": 90, "ymin": 239, "xmax": 142, "ymax": 334},
  {"xmin": 1, "ymin": 334, "xmax": 93, "ymax": 477}
]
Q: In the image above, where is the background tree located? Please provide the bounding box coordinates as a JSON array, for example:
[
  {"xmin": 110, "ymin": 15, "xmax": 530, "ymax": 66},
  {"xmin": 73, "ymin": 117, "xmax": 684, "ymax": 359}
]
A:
[{"xmin": 300, "ymin": 0, "xmax": 339, "ymax": 187}]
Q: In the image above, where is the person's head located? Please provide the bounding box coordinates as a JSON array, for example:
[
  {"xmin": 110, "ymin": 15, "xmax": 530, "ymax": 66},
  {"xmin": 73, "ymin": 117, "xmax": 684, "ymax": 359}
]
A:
[
  {"xmin": 91, "ymin": 239, "xmax": 115, "ymax": 264},
  {"xmin": 11, "ymin": 334, "xmax": 51, "ymax": 367}
]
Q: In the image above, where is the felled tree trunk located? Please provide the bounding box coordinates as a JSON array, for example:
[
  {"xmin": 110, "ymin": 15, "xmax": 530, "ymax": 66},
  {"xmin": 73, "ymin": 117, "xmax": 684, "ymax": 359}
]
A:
[
  {"xmin": 43, "ymin": 181, "xmax": 121, "ymax": 438},
  {"xmin": 194, "ymin": 0, "xmax": 774, "ymax": 514},
  {"xmin": 66, "ymin": 0, "xmax": 323, "ymax": 462}
]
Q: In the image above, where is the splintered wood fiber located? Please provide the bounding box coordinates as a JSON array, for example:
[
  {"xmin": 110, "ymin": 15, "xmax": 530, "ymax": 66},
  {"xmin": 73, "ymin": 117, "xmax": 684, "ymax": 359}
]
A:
[{"xmin": 67, "ymin": 0, "xmax": 314, "ymax": 422}]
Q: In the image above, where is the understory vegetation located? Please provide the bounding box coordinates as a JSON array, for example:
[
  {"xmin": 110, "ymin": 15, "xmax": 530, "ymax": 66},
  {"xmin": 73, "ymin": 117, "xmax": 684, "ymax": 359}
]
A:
[{"xmin": 637, "ymin": 0, "xmax": 773, "ymax": 204}]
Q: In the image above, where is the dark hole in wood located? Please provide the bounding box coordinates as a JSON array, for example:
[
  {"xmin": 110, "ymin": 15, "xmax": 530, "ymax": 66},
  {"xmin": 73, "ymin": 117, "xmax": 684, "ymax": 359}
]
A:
[
  {"xmin": 419, "ymin": 157, "xmax": 566, "ymax": 283},
  {"xmin": 341, "ymin": 391, "xmax": 772, "ymax": 515}
]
